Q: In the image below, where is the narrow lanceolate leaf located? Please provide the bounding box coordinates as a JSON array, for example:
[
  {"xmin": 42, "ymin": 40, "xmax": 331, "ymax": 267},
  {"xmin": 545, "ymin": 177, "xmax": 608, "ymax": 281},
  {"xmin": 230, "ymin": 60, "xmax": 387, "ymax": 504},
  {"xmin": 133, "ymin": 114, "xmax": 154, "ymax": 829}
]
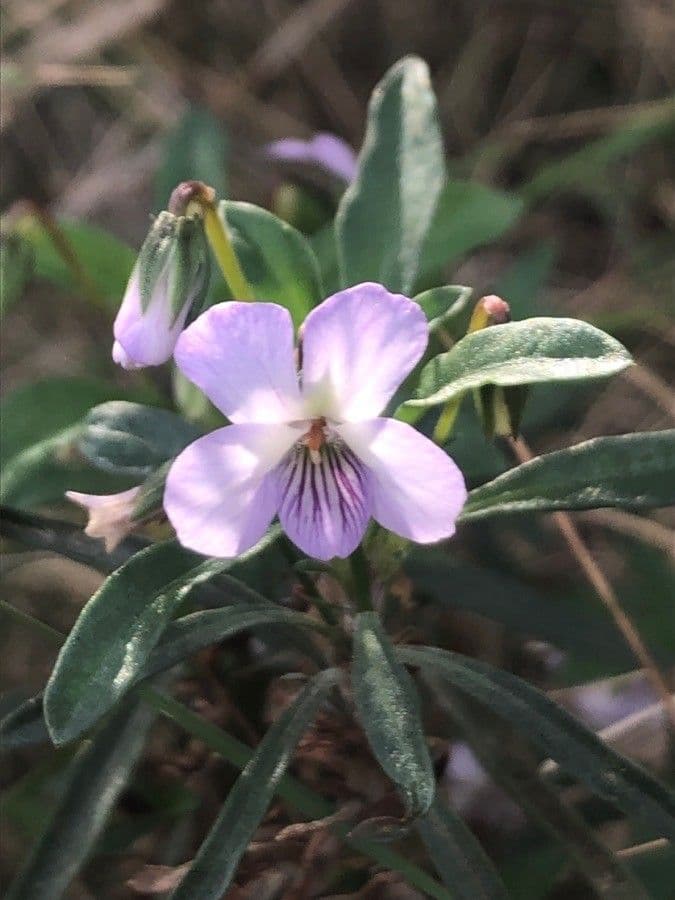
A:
[
  {"xmin": 44, "ymin": 542, "xmax": 200, "ymax": 744},
  {"xmin": 461, "ymin": 430, "xmax": 675, "ymax": 519},
  {"xmin": 398, "ymin": 646, "xmax": 675, "ymax": 840},
  {"xmin": 220, "ymin": 200, "xmax": 323, "ymax": 326},
  {"xmin": 6, "ymin": 697, "xmax": 154, "ymax": 900},
  {"xmin": 79, "ymin": 401, "xmax": 201, "ymax": 479},
  {"xmin": 44, "ymin": 533, "xmax": 279, "ymax": 745},
  {"xmin": 352, "ymin": 612, "xmax": 435, "ymax": 818},
  {"xmin": 141, "ymin": 604, "xmax": 327, "ymax": 680},
  {"xmin": 0, "ymin": 694, "xmax": 49, "ymax": 749},
  {"xmin": 409, "ymin": 318, "xmax": 632, "ymax": 408},
  {"xmin": 336, "ymin": 56, "xmax": 446, "ymax": 294},
  {"xmin": 414, "ymin": 285, "xmax": 473, "ymax": 333},
  {"xmin": 170, "ymin": 669, "xmax": 340, "ymax": 900},
  {"xmin": 417, "ymin": 797, "xmax": 509, "ymax": 900}
]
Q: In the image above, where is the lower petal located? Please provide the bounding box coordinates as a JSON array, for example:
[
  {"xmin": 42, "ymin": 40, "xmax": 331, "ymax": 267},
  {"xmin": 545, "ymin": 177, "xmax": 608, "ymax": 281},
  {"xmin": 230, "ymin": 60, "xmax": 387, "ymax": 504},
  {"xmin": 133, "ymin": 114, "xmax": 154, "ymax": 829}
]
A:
[
  {"xmin": 277, "ymin": 442, "xmax": 372, "ymax": 560},
  {"xmin": 164, "ymin": 423, "xmax": 298, "ymax": 558},
  {"xmin": 338, "ymin": 418, "xmax": 467, "ymax": 544}
]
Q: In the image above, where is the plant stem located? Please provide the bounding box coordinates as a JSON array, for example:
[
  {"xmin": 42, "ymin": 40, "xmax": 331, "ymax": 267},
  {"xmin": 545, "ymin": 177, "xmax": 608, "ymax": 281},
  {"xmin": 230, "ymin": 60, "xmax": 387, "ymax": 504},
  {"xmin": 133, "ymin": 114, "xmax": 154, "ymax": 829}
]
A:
[
  {"xmin": 349, "ymin": 545, "xmax": 373, "ymax": 612},
  {"xmin": 202, "ymin": 203, "xmax": 254, "ymax": 300},
  {"xmin": 509, "ymin": 436, "xmax": 675, "ymax": 732},
  {"xmin": 3, "ymin": 600, "xmax": 452, "ymax": 899}
]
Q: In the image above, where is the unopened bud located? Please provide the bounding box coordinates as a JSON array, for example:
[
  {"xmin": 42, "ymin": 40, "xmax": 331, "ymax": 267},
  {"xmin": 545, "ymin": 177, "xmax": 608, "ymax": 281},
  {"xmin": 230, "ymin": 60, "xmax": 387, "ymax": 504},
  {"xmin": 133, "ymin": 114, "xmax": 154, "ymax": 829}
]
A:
[
  {"xmin": 467, "ymin": 294, "xmax": 511, "ymax": 333},
  {"xmin": 467, "ymin": 296, "xmax": 525, "ymax": 438},
  {"xmin": 112, "ymin": 200, "xmax": 210, "ymax": 369}
]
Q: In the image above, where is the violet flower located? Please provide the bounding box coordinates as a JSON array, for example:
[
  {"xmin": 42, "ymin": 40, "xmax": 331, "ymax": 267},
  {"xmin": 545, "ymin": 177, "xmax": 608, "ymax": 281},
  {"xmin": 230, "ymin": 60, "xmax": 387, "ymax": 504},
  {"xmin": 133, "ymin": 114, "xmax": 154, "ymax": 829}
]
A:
[
  {"xmin": 265, "ymin": 133, "xmax": 358, "ymax": 184},
  {"xmin": 164, "ymin": 283, "xmax": 467, "ymax": 561}
]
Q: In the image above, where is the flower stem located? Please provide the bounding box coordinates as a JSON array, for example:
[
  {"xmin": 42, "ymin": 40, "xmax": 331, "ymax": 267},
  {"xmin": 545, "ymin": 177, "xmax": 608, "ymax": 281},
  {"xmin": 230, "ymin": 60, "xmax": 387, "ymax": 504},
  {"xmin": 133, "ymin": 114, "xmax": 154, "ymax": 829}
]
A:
[
  {"xmin": 349, "ymin": 545, "xmax": 373, "ymax": 612},
  {"xmin": 202, "ymin": 203, "xmax": 254, "ymax": 301},
  {"xmin": 432, "ymin": 396, "xmax": 461, "ymax": 445}
]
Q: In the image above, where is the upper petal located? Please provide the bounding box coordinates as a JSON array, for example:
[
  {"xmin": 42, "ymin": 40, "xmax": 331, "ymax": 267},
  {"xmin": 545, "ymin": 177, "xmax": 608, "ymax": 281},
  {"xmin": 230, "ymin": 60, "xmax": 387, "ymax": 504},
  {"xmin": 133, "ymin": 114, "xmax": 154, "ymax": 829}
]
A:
[
  {"xmin": 164, "ymin": 423, "xmax": 298, "ymax": 557},
  {"xmin": 276, "ymin": 442, "xmax": 372, "ymax": 560},
  {"xmin": 174, "ymin": 302, "xmax": 303, "ymax": 423},
  {"xmin": 301, "ymin": 283, "xmax": 428, "ymax": 421},
  {"xmin": 338, "ymin": 418, "xmax": 467, "ymax": 544}
]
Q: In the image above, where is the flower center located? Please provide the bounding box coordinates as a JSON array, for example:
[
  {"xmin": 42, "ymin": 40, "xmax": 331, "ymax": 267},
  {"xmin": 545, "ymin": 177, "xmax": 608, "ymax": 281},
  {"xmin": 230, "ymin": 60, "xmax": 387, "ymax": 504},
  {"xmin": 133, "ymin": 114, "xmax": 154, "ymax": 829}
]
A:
[{"xmin": 302, "ymin": 416, "xmax": 328, "ymax": 464}]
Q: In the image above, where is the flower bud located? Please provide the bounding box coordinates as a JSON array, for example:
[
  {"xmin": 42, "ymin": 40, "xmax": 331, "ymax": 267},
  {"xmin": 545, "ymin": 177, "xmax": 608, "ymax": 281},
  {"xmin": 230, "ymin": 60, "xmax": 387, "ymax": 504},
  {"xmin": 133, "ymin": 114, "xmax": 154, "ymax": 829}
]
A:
[
  {"xmin": 112, "ymin": 207, "xmax": 210, "ymax": 369},
  {"xmin": 66, "ymin": 487, "xmax": 141, "ymax": 551},
  {"xmin": 467, "ymin": 295, "xmax": 525, "ymax": 438}
]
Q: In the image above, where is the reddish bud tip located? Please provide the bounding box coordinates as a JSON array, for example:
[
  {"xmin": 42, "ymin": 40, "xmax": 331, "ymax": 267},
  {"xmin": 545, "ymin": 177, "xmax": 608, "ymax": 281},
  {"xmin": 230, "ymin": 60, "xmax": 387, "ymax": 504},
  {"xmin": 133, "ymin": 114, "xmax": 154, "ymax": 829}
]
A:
[
  {"xmin": 168, "ymin": 181, "xmax": 215, "ymax": 216},
  {"xmin": 480, "ymin": 295, "xmax": 511, "ymax": 325}
]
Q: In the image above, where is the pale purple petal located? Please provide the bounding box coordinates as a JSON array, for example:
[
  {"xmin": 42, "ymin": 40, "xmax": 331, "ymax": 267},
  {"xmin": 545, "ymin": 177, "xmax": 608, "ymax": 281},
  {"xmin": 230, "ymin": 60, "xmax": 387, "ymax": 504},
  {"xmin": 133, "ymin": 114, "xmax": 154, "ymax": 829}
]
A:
[
  {"xmin": 301, "ymin": 283, "xmax": 428, "ymax": 422},
  {"xmin": 276, "ymin": 442, "xmax": 372, "ymax": 560},
  {"xmin": 164, "ymin": 423, "xmax": 299, "ymax": 557},
  {"xmin": 66, "ymin": 486, "xmax": 141, "ymax": 551},
  {"xmin": 338, "ymin": 418, "xmax": 467, "ymax": 543},
  {"xmin": 266, "ymin": 133, "xmax": 358, "ymax": 183},
  {"xmin": 113, "ymin": 267, "xmax": 190, "ymax": 368},
  {"xmin": 174, "ymin": 302, "xmax": 303, "ymax": 424}
]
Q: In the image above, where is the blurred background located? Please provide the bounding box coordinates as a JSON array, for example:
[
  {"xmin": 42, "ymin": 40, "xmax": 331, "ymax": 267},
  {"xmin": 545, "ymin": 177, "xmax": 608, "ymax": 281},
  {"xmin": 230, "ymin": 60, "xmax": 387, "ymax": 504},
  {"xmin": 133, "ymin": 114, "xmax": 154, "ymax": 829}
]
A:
[{"xmin": 2, "ymin": 0, "xmax": 674, "ymax": 897}]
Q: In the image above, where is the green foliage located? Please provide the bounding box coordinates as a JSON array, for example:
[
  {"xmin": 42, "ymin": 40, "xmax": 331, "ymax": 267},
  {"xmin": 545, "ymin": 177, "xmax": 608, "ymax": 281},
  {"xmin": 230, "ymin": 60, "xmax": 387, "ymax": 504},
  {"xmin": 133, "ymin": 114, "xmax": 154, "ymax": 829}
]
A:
[
  {"xmin": 411, "ymin": 317, "xmax": 632, "ymax": 408},
  {"xmin": 0, "ymin": 695, "xmax": 49, "ymax": 749},
  {"xmin": 420, "ymin": 179, "xmax": 523, "ymax": 276},
  {"xmin": 44, "ymin": 532, "xmax": 279, "ymax": 744},
  {"xmin": 6, "ymin": 697, "xmax": 155, "ymax": 900},
  {"xmin": 78, "ymin": 401, "xmax": 201, "ymax": 479},
  {"xmin": 219, "ymin": 200, "xmax": 323, "ymax": 324},
  {"xmin": 462, "ymin": 430, "xmax": 675, "ymax": 518},
  {"xmin": 0, "ymin": 377, "xmax": 129, "ymax": 468},
  {"xmin": 143, "ymin": 603, "xmax": 327, "ymax": 680},
  {"xmin": 15, "ymin": 214, "xmax": 135, "ymax": 311},
  {"xmin": 417, "ymin": 797, "xmax": 509, "ymax": 899},
  {"xmin": 170, "ymin": 669, "xmax": 340, "ymax": 900},
  {"xmin": 352, "ymin": 611, "xmax": 435, "ymax": 818},
  {"xmin": 156, "ymin": 105, "xmax": 228, "ymax": 206},
  {"xmin": 398, "ymin": 646, "xmax": 675, "ymax": 839},
  {"xmin": 0, "ymin": 231, "xmax": 33, "ymax": 316},
  {"xmin": 414, "ymin": 284, "xmax": 473, "ymax": 333},
  {"xmin": 404, "ymin": 548, "xmax": 631, "ymax": 668},
  {"xmin": 336, "ymin": 56, "xmax": 446, "ymax": 293}
]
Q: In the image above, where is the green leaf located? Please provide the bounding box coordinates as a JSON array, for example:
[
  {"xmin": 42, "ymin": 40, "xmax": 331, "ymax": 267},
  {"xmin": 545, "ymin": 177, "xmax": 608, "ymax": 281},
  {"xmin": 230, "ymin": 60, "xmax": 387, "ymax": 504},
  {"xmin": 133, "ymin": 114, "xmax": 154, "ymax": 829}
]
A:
[
  {"xmin": 0, "ymin": 425, "xmax": 133, "ymax": 509},
  {"xmin": 170, "ymin": 669, "xmax": 340, "ymax": 900},
  {"xmin": 414, "ymin": 284, "xmax": 473, "ymax": 333},
  {"xmin": 0, "ymin": 694, "xmax": 49, "ymax": 749},
  {"xmin": 44, "ymin": 542, "xmax": 201, "ymax": 744},
  {"xmin": 78, "ymin": 401, "xmax": 201, "ymax": 479},
  {"xmin": 462, "ymin": 430, "xmax": 675, "ymax": 519},
  {"xmin": 44, "ymin": 532, "xmax": 280, "ymax": 744},
  {"xmin": 16, "ymin": 214, "xmax": 135, "ymax": 311},
  {"xmin": 420, "ymin": 180, "xmax": 523, "ymax": 275},
  {"xmin": 352, "ymin": 611, "xmax": 435, "ymax": 818},
  {"xmin": 404, "ymin": 548, "xmax": 631, "ymax": 667},
  {"xmin": 0, "ymin": 377, "xmax": 136, "ymax": 469},
  {"xmin": 397, "ymin": 646, "xmax": 675, "ymax": 840},
  {"xmin": 142, "ymin": 604, "xmax": 327, "ymax": 680},
  {"xmin": 219, "ymin": 200, "xmax": 323, "ymax": 326},
  {"xmin": 417, "ymin": 797, "xmax": 509, "ymax": 899},
  {"xmin": 6, "ymin": 696, "xmax": 154, "ymax": 900},
  {"xmin": 336, "ymin": 56, "xmax": 446, "ymax": 293},
  {"xmin": 410, "ymin": 317, "xmax": 632, "ymax": 408},
  {"xmin": 156, "ymin": 105, "xmax": 228, "ymax": 206},
  {"xmin": 0, "ymin": 230, "xmax": 33, "ymax": 316}
]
